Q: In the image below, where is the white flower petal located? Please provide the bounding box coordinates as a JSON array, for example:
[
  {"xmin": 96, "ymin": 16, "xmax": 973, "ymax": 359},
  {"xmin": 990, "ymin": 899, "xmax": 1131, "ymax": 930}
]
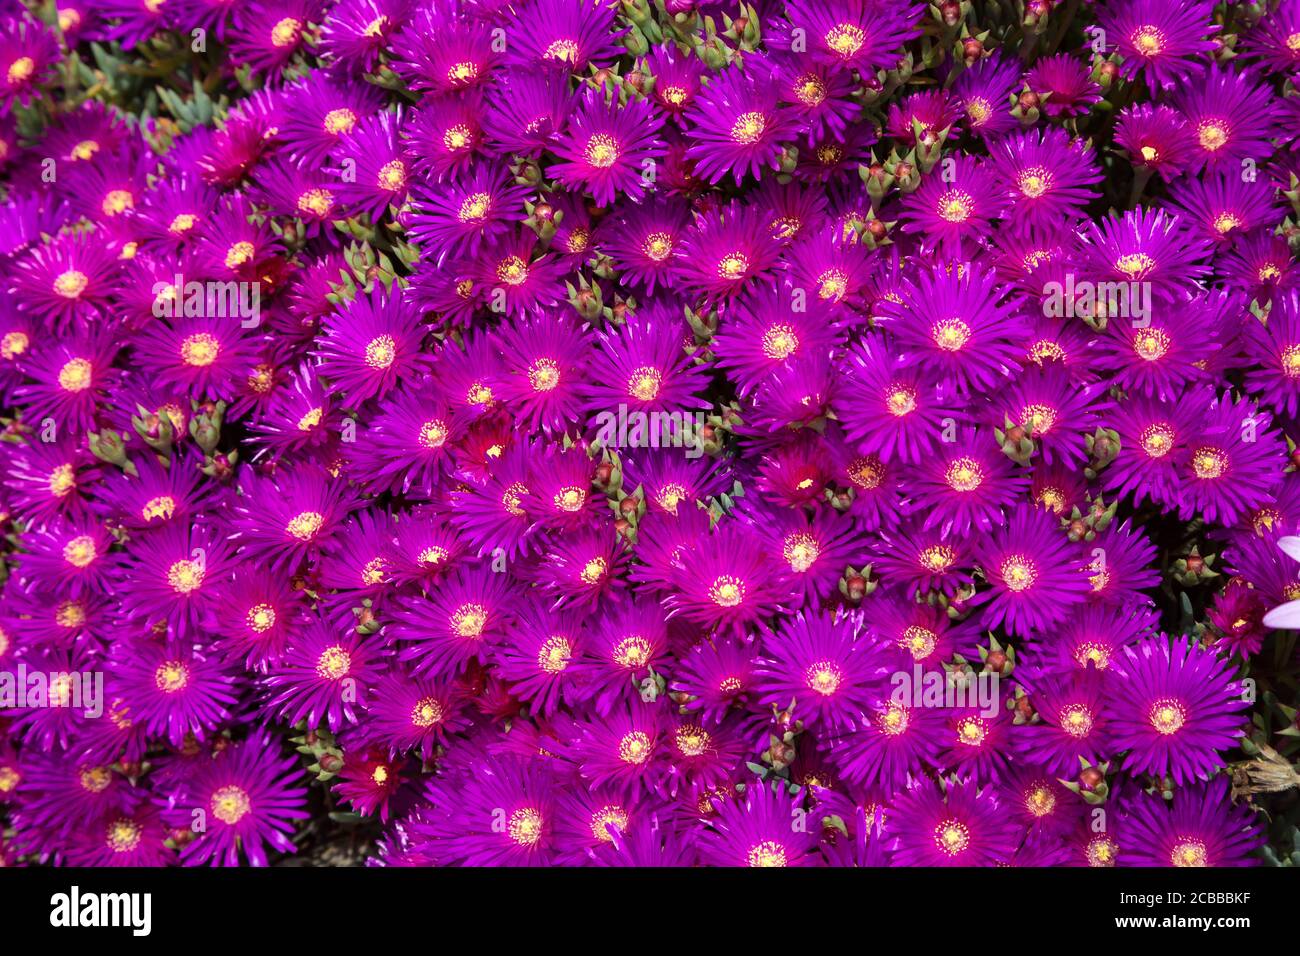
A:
[
  {"xmin": 1263, "ymin": 600, "xmax": 1300, "ymax": 630},
  {"xmin": 1277, "ymin": 536, "xmax": 1300, "ymax": 564}
]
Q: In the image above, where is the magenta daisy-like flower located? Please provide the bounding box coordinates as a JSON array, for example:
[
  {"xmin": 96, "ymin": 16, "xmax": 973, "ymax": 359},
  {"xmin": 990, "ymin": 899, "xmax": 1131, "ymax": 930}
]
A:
[
  {"xmin": 671, "ymin": 634, "xmax": 758, "ymax": 727},
  {"xmin": 938, "ymin": 687, "xmax": 1017, "ymax": 783},
  {"xmin": 281, "ymin": 75, "xmax": 386, "ymax": 165},
  {"xmin": 504, "ymin": 0, "xmax": 624, "ymax": 75},
  {"xmin": 1222, "ymin": 231, "xmax": 1298, "ymax": 307},
  {"xmin": 835, "ymin": 691, "xmax": 948, "ymax": 791},
  {"xmin": 1084, "ymin": 521, "xmax": 1161, "ymax": 607},
  {"xmin": 335, "ymin": 110, "xmax": 410, "ymax": 222},
  {"xmin": 495, "ymin": 311, "xmax": 590, "ymax": 433},
  {"xmin": 0, "ymin": 16, "xmax": 59, "ymax": 115},
  {"xmin": 352, "ymin": 384, "xmax": 459, "ymax": 497},
  {"xmin": 899, "ymin": 156, "xmax": 1002, "ymax": 255},
  {"xmin": 249, "ymin": 158, "xmax": 342, "ymax": 241},
  {"xmin": 12, "ymin": 329, "xmax": 122, "ymax": 434},
  {"xmin": 668, "ymin": 520, "xmax": 789, "ymax": 636},
  {"xmin": 755, "ymin": 611, "xmax": 885, "ymax": 732},
  {"xmin": 10, "ymin": 230, "xmax": 121, "ymax": 331},
  {"xmin": 470, "ymin": 232, "xmax": 566, "ymax": 317},
  {"xmin": 226, "ymin": 0, "xmax": 322, "ymax": 81},
  {"xmin": 771, "ymin": 0, "xmax": 923, "ymax": 75},
  {"xmin": 227, "ymin": 465, "xmax": 359, "ymax": 572},
  {"xmin": 166, "ymin": 731, "xmax": 309, "ymax": 867},
  {"xmin": 1044, "ymin": 604, "xmax": 1158, "ymax": 678},
  {"xmin": 973, "ymin": 505, "xmax": 1090, "ymax": 638},
  {"xmin": 578, "ymin": 598, "xmax": 671, "ymax": 714},
  {"xmin": 584, "ymin": 311, "xmax": 709, "ymax": 418},
  {"xmin": 996, "ymin": 364, "xmax": 1111, "ymax": 469},
  {"xmin": 875, "ymin": 518, "xmax": 973, "ymax": 599},
  {"xmin": 570, "ymin": 701, "xmax": 665, "ymax": 797},
  {"xmin": 333, "ymin": 749, "xmax": 401, "ymax": 822},
  {"xmin": 675, "ymin": 201, "xmax": 782, "ymax": 305},
  {"xmin": 246, "ymin": 362, "xmax": 341, "ymax": 462},
  {"xmin": 16, "ymin": 516, "xmax": 116, "ymax": 599},
  {"xmin": 755, "ymin": 504, "xmax": 865, "ymax": 608},
  {"xmin": 684, "ymin": 60, "xmax": 795, "ymax": 185},
  {"xmin": 131, "ymin": 313, "xmax": 262, "ymax": 402},
  {"xmin": 69, "ymin": 805, "xmax": 173, "ymax": 867},
  {"xmin": 1122, "ymin": 776, "xmax": 1262, "ymax": 867},
  {"xmin": 1111, "ymin": 635, "xmax": 1250, "ymax": 785},
  {"xmin": 954, "ymin": 52, "xmax": 1021, "ymax": 140},
  {"xmin": 838, "ymin": 342, "xmax": 953, "ymax": 464},
  {"xmin": 1114, "ymin": 104, "xmax": 1197, "ymax": 182},
  {"xmin": 550, "ymin": 88, "xmax": 665, "ymax": 206},
  {"xmin": 209, "ymin": 567, "xmax": 306, "ymax": 671},
  {"xmin": 890, "ymin": 777, "xmax": 1022, "ymax": 867},
  {"xmin": 1080, "ymin": 207, "xmax": 1211, "ymax": 301},
  {"xmin": 712, "ymin": 284, "xmax": 838, "ymax": 395},
  {"xmin": 365, "ymin": 669, "xmax": 468, "ymax": 760},
  {"xmin": 1173, "ymin": 65, "xmax": 1282, "ymax": 173},
  {"xmin": 416, "ymin": 755, "xmax": 557, "ymax": 866},
  {"xmin": 1016, "ymin": 668, "xmax": 1112, "ymax": 777},
  {"xmin": 1176, "ymin": 391, "xmax": 1282, "ymax": 526},
  {"xmin": 990, "ymin": 127, "xmax": 1102, "ymax": 230},
  {"xmin": 402, "ymin": 93, "xmax": 487, "ymax": 181},
  {"xmin": 116, "ymin": 519, "xmax": 236, "ymax": 640},
  {"xmin": 1024, "ymin": 52, "xmax": 1101, "ymax": 118},
  {"xmin": 1096, "ymin": 0, "xmax": 1219, "ymax": 89},
  {"xmin": 482, "ymin": 72, "xmax": 575, "ymax": 158},
  {"xmin": 108, "ymin": 639, "xmax": 237, "ymax": 747},
  {"xmin": 319, "ymin": 0, "xmax": 408, "ymax": 73},
  {"xmin": 600, "ymin": 200, "xmax": 689, "ymax": 294},
  {"xmin": 266, "ymin": 616, "xmax": 385, "ymax": 732},
  {"xmin": 882, "ymin": 259, "xmax": 1026, "ymax": 396},
  {"xmin": 697, "ymin": 778, "xmax": 819, "ymax": 867},
  {"xmin": 906, "ymin": 428, "xmax": 1028, "ymax": 535},
  {"xmin": 389, "ymin": 2, "xmax": 500, "ymax": 96},
  {"xmin": 1244, "ymin": 292, "xmax": 1300, "ymax": 416},
  {"xmin": 1164, "ymin": 172, "xmax": 1282, "ymax": 249},
  {"xmin": 316, "ymin": 286, "xmax": 429, "ymax": 406},
  {"xmin": 491, "ymin": 601, "xmax": 590, "ymax": 717},
  {"xmin": 391, "ymin": 565, "xmax": 513, "ymax": 679},
  {"xmin": 404, "ymin": 162, "xmax": 529, "ymax": 258}
]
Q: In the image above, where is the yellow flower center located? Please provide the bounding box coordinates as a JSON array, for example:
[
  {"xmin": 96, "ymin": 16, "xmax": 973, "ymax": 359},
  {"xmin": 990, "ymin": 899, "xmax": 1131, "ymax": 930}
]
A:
[
  {"xmin": 1000, "ymin": 554, "xmax": 1037, "ymax": 592},
  {"xmin": 730, "ymin": 111, "xmax": 766, "ymax": 145},
  {"xmin": 167, "ymin": 558, "xmax": 205, "ymax": 594},
  {"xmin": 323, "ymin": 108, "xmax": 357, "ymax": 136},
  {"xmin": 154, "ymin": 660, "xmax": 189, "ymax": 693},
  {"xmin": 285, "ymin": 510, "xmax": 324, "ymax": 541},
  {"xmin": 315, "ymin": 644, "xmax": 352, "ymax": 680},
  {"xmin": 805, "ymin": 660, "xmax": 843, "ymax": 696},
  {"xmin": 944, "ymin": 456, "xmax": 984, "ymax": 492},
  {"xmin": 709, "ymin": 575, "xmax": 745, "ymax": 607},
  {"xmin": 931, "ymin": 317, "xmax": 972, "ymax": 351},
  {"xmin": 54, "ymin": 269, "xmax": 89, "ymax": 299},
  {"xmin": 618, "ymin": 731, "xmax": 652, "ymax": 764},
  {"xmin": 537, "ymin": 635, "xmax": 572, "ymax": 674},
  {"xmin": 63, "ymin": 534, "xmax": 98, "ymax": 568},
  {"xmin": 584, "ymin": 133, "xmax": 620, "ymax": 168},
  {"xmin": 1191, "ymin": 446, "xmax": 1227, "ymax": 480},
  {"xmin": 1148, "ymin": 698, "xmax": 1186, "ymax": 735},
  {"xmin": 211, "ymin": 785, "xmax": 252, "ymax": 825}
]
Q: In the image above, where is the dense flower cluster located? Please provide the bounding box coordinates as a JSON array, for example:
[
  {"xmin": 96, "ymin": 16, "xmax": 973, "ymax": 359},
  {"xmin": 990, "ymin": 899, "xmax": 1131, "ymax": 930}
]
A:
[{"xmin": 1, "ymin": 0, "xmax": 1298, "ymax": 868}]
